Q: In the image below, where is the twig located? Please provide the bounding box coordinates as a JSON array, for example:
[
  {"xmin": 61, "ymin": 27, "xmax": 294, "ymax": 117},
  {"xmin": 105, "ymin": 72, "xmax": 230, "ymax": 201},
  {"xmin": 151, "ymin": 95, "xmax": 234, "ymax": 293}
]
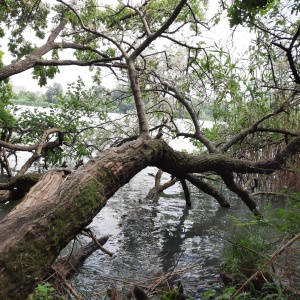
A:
[
  {"xmin": 50, "ymin": 266, "xmax": 82, "ymax": 299},
  {"xmin": 83, "ymin": 228, "xmax": 113, "ymax": 257},
  {"xmin": 89, "ymin": 264, "xmax": 199, "ymax": 297}
]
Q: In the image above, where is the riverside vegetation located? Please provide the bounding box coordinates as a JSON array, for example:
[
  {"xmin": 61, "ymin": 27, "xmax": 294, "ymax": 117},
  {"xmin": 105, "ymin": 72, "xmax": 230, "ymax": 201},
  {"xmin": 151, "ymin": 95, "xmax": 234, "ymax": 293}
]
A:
[{"xmin": 0, "ymin": 0, "xmax": 299, "ymax": 299}]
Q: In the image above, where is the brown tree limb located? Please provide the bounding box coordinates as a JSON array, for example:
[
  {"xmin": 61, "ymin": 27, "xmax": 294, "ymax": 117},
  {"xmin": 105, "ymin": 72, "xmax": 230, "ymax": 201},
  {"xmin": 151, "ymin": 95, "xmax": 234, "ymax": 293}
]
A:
[
  {"xmin": 159, "ymin": 79, "xmax": 216, "ymax": 153},
  {"xmin": 15, "ymin": 128, "xmax": 65, "ymax": 177},
  {"xmin": 48, "ymin": 266, "xmax": 81, "ymax": 299},
  {"xmin": 82, "ymin": 229, "xmax": 113, "ymax": 257},
  {"xmin": 179, "ymin": 178, "xmax": 191, "ymax": 206},
  {"xmin": 145, "ymin": 169, "xmax": 178, "ymax": 200},
  {"xmin": 130, "ymin": 0, "xmax": 188, "ymax": 60},
  {"xmin": 34, "ymin": 59, "xmax": 128, "ymax": 68},
  {"xmin": 0, "ymin": 128, "xmax": 65, "ymax": 190},
  {"xmin": 50, "ymin": 235, "xmax": 109, "ymax": 279},
  {"xmin": 0, "ymin": 19, "xmax": 66, "ymax": 81},
  {"xmin": 0, "ymin": 138, "xmax": 61, "ymax": 152},
  {"xmin": 185, "ymin": 174, "xmax": 230, "ymax": 208},
  {"xmin": 219, "ymin": 171, "xmax": 260, "ymax": 216}
]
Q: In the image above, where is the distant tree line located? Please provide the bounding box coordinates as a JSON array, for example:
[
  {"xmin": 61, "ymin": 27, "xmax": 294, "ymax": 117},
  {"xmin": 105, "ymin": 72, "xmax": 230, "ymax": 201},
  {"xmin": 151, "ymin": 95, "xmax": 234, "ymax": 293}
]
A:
[
  {"xmin": 11, "ymin": 82, "xmax": 63, "ymax": 106},
  {"xmin": 11, "ymin": 82, "xmax": 214, "ymax": 119}
]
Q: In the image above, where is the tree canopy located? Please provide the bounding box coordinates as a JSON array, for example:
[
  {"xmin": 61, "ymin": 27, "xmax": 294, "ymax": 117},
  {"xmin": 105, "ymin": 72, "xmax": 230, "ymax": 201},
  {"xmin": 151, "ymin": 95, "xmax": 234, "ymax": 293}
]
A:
[{"xmin": 0, "ymin": 0, "xmax": 299, "ymax": 298}]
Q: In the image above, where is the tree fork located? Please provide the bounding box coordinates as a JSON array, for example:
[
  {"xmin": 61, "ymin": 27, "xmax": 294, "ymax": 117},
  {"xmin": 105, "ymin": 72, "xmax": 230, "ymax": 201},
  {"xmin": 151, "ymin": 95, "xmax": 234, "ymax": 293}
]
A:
[{"xmin": 145, "ymin": 169, "xmax": 178, "ymax": 200}]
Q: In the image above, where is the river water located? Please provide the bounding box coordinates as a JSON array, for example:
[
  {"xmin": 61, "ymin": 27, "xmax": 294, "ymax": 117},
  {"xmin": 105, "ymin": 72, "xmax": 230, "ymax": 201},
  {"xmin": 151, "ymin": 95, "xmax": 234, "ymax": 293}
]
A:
[
  {"xmin": 70, "ymin": 166, "xmax": 261, "ymax": 299},
  {"xmin": 0, "ymin": 106, "xmax": 262, "ymax": 298}
]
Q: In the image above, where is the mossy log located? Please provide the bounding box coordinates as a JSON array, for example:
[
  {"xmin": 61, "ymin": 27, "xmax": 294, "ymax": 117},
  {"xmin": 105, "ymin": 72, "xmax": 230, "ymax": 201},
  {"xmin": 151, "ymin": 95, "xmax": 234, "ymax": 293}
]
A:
[
  {"xmin": 0, "ymin": 139, "xmax": 164, "ymax": 299},
  {"xmin": 0, "ymin": 138, "xmax": 297, "ymax": 299}
]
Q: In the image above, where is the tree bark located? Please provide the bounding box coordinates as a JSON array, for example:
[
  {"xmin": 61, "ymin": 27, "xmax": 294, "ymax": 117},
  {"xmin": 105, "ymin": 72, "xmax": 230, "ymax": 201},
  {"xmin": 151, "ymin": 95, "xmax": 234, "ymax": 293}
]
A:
[
  {"xmin": 0, "ymin": 138, "xmax": 298, "ymax": 299},
  {"xmin": 185, "ymin": 174, "xmax": 230, "ymax": 208},
  {"xmin": 179, "ymin": 178, "xmax": 192, "ymax": 206},
  {"xmin": 0, "ymin": 139, "xmax": 160, "ymax": 299}
]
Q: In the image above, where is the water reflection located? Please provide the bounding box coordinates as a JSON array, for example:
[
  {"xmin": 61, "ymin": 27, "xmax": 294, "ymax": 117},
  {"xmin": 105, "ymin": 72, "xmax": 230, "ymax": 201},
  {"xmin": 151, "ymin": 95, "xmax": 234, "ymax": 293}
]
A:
[
  {"xmin": 0, "ymin": 199, "xmax": 23, "ymax": 220},
  {"xmin": 72, "ymin": 168, "xmax": 257, "ymax": 298}
]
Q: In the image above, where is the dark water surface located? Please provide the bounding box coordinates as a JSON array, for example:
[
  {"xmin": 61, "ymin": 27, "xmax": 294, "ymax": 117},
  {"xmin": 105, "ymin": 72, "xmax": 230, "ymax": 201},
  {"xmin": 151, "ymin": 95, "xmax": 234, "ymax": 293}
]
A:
[{"xmin": 70, "ymin": 167, "xmax": 256, "ymax": 299}]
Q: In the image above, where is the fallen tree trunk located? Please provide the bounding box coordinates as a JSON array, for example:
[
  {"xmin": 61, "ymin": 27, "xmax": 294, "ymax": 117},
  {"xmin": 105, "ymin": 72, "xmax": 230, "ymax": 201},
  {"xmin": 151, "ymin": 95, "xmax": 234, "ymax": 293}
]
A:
[
  {"xmin": 0, "ymin": 139, "xmax": 162, "ymax": 299},
  {"xmin": 0, "ymin": 138, "xmax": 298, "ymax": 299}
]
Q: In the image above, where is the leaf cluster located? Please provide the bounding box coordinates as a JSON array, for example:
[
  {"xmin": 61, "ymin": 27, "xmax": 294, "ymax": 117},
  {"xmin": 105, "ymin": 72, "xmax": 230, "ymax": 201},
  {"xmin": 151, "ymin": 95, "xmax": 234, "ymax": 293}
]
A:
[
  {"xmin": 227, "ymin": 0, "xmax": 278, "ymax": 27},
  {"xmin": 0, "ymin": 0, "xmax": 49, "ymax": 58}
]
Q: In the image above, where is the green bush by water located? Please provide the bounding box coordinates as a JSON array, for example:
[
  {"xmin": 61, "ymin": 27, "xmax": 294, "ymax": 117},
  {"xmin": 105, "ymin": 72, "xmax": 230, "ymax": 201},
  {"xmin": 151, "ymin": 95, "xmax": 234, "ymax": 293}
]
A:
[
  {"xmin": 28, "ymin": 282, "xmax": 56, "ymax": 300},
  {"xmin": 202, "ymin": 194, "xmax": 300, "ymax": 299}
]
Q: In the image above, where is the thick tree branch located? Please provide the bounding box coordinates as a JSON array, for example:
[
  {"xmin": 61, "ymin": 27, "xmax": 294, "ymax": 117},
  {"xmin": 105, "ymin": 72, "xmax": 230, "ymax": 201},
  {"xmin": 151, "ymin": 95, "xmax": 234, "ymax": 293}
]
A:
[
  {"xmin": 0, "ymin": 136, "xmax": 299, "ymax": 298},
  {"xmin": 16, "ymin": 129, "xmax": 65, "ymax": 177},
  {"xmin": 35, "ymin": 59, "xmax": 127, "ymax": 69},
  {"xmin": 185, "ymin": 174, "xmax": 230, "ymax": 208},
  {"xmin": 179, "ymin": 178, "xmax": 191, "ymax": 206},
  {"xmin": 127, "ymin": 59, "xmax": 149, "ymax": 137},
  {"xmin": 0, "ymin": 129, "xmax": 65, "ymax": 190},
  {"xmin": 0, "ymin": 137, "xmax": 61, "ymax": 152},
  {"xmin": 0, "ymin": 20, "xmax": 66, "ymax": 81},
  {"xmin": 220, "ymin": 171, "xmax": 260, "ymax": 216},
  {"xmin": 159, "ymin": 80, "xmax": 216, "ymax": 153}
]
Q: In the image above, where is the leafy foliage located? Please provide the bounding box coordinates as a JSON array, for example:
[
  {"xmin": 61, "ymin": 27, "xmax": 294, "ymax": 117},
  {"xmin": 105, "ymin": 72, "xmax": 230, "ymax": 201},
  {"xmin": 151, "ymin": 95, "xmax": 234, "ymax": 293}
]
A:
[
  {"xmin": 219, "ymin": 196, "xmax": 300, "ymax": 299},
  {"xmin": 28, "ymin": 282, "xmax": 55, "ymax": 300},
  {"xmin": 227, "ymin": 0, "xmax": 278, "ymax": 27},
  {"xmin": 0, "ymin": 0, "xmax": 49, "ymax": 57}
]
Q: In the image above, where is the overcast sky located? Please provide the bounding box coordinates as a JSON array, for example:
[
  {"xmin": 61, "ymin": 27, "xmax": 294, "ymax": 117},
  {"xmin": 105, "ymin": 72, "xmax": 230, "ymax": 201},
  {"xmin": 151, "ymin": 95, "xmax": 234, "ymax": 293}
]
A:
[{"xmin": 4, "ymin": 1, "xmax": 250, "ymax": 93}]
